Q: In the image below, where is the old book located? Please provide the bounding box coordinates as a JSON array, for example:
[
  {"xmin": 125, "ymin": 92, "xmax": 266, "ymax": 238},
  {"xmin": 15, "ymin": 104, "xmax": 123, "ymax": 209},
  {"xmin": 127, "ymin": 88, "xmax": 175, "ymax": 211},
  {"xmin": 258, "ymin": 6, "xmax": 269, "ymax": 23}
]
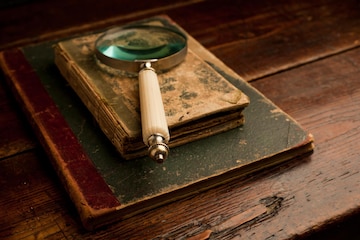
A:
[
  {"xmin": 54, "ymin": 28, "xmax": 249, "ymax": 159},
  {"xmin": 0, "ymin": 16, "xmax": 314, "ymax": 230}
]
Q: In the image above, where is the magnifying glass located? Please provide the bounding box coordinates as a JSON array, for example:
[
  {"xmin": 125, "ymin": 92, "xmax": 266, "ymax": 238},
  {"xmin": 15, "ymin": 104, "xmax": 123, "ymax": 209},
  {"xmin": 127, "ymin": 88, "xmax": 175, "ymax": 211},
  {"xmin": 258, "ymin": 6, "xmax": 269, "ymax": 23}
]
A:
[{"xmin": 95, "ymin": 25, "xmax": 187, "ymax": 163}]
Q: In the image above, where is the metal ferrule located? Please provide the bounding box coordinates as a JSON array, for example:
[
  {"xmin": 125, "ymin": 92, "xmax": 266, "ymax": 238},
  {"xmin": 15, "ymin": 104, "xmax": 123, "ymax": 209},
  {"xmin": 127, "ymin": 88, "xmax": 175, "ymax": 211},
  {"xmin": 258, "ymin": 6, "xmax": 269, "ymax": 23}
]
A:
[{"xmin": 139, "ymin": 61, "xmax": 156, "ymax": 72}]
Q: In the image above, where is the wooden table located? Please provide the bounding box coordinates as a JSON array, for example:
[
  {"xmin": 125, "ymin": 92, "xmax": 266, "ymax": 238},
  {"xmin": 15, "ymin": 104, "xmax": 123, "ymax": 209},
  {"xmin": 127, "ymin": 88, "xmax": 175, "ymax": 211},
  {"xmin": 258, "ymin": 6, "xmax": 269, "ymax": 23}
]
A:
[{"xmin": 1, "ymin": 0, "xmax": 360, "ymax": 239}]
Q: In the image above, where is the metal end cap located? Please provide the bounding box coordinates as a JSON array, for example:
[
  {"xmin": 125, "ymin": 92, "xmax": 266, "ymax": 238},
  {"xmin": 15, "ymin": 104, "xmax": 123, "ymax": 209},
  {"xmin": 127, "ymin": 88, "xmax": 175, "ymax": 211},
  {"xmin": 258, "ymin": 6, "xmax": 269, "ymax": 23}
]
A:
[
  {"xmin": 147, "ymin": 134, "xmax": 169, "ymax": 163},
  {"xmin": 148, "ymin": 143, "xmax": 169, "ymax": 163}
]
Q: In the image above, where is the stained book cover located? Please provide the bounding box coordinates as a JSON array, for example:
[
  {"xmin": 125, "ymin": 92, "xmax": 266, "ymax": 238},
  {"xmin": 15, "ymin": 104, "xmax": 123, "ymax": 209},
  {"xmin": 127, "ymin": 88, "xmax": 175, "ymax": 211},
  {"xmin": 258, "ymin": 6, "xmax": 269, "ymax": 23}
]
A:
[
  {"xmin": 0, "ymin": 16, "xmax": 314, "ymax": 230},
  {"xmin": 54, "ymin": 31, "xmax": 249, "ymax": 159}
]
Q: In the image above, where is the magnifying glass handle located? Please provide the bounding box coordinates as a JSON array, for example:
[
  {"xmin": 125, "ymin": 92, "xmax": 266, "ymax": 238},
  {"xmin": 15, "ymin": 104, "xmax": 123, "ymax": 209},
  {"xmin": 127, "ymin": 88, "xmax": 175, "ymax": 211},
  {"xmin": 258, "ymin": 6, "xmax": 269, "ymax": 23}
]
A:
[{"xmin": 139, "ymin": 63, "xmax": 170, "ymax": 163}]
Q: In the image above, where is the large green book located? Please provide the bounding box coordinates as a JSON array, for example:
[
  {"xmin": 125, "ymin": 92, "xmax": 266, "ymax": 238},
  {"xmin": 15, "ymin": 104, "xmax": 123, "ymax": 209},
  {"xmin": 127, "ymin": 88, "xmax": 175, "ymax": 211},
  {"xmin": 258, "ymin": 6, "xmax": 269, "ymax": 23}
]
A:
[{"xmin": 0, "ymin": 16, "xmax": 314, "ymax": 230}]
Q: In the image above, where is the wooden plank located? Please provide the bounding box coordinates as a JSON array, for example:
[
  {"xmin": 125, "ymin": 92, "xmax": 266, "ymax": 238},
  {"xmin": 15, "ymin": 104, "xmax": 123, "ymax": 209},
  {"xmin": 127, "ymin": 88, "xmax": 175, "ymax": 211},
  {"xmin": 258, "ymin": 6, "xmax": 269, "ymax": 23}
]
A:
[
  {"xmin": 169, "ymin": 0, "xmax": 360, "ymax": 81},
  {"xmin": 0, "ymin": 0, "xmax": 202, "ymax": 50},
  {"xmin": 244, "ymin": 47, "xmax": 360, "ymax": 239},
  {"xmin": 0, "ymin": 151, "xmax": 79, "ymax": 240}
]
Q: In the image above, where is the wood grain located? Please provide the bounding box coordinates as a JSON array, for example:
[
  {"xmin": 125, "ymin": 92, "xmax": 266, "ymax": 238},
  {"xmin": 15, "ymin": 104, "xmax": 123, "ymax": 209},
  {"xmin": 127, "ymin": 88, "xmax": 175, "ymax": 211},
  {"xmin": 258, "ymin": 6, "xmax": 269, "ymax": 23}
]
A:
[
  {"xmin": 1, "ymin": 0, "xmax": 360, "ymax": 239},
  {"xmin": 171, "ymin": 0, "xmax": 360, "ymax": 81},
  {"xmin": 0, "ymin": 151, "xmax": 82, "ymax": 239},
  {"xmin": 0, "ymin": 0, "xmax": 202, "ymax": 50}
]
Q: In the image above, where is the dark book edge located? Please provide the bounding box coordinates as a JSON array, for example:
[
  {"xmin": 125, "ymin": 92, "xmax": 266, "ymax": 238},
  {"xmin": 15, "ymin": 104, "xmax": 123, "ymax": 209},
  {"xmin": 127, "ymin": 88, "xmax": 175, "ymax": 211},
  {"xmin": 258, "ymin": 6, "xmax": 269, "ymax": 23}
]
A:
[{"xmin": 0, "ymin": 48, "xmax": 121, "ymax": 230}]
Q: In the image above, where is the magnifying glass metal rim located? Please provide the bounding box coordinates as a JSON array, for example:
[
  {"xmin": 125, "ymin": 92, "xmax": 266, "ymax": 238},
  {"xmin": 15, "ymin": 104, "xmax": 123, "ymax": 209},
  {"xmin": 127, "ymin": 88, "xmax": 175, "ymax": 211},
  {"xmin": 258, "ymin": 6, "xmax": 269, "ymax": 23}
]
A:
[{"xmin": 94, "ymin": 25, "xmax": 188, "ymax": 73}]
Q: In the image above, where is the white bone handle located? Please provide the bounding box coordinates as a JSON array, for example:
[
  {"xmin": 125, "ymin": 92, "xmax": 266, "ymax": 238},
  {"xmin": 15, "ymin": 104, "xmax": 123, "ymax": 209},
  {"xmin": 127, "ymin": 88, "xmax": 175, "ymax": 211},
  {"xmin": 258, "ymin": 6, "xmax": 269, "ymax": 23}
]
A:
[{"xmin": 139, "ymin": 63, "xmax": 169, "ymax": 162}]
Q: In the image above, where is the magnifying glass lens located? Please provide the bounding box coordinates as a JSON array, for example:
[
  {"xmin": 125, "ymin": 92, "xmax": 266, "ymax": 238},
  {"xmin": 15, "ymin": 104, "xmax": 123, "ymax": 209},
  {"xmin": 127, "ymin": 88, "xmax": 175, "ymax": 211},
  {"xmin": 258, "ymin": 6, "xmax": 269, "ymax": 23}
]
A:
[{"xmin": 97, "ymin": 28, "xmax": 186, "ymax": 61}]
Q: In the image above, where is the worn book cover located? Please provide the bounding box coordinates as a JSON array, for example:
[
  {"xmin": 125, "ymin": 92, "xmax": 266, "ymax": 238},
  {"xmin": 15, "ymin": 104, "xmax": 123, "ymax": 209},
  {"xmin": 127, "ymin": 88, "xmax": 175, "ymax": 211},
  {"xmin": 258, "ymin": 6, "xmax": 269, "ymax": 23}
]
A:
[
  {"xmin": 54, "ymin": 28, "xmax": 249, "ymax": 159},
  {"xmin": 0, "ymin": 16, "xmax": 314, "ymax": 230}
]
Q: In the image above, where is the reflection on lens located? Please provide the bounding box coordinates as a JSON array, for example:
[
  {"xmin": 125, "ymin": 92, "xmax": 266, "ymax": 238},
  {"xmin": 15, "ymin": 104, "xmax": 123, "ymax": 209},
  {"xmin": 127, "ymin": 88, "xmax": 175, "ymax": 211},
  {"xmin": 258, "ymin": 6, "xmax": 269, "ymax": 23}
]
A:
[{"xmin": 96, "ymin": 27, "xmax": 187, "ymax": 61}]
